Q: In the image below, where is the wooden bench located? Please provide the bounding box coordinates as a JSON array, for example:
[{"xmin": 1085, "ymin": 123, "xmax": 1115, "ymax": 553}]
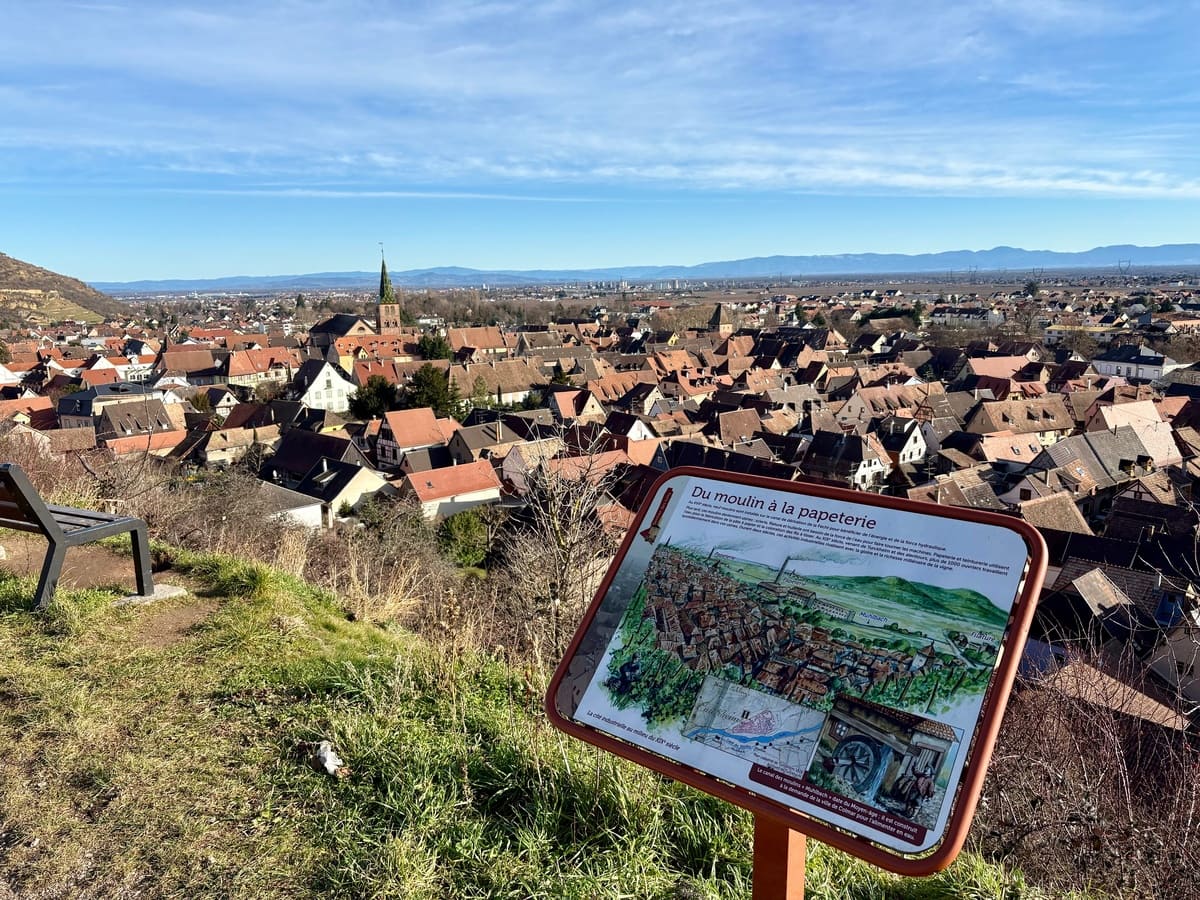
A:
[{"xmin": 0, "ymin": 462, "xmax": 153, "ymax": 609}]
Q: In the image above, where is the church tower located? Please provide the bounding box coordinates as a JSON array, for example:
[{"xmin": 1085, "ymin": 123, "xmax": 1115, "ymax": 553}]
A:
[
  {"xmin": 377, "ymin": 253, "xmax": 402, "ymax": 335},
  {"xmin": 709, "ymin": 302, "xmax": 734, "ymax": 338}
]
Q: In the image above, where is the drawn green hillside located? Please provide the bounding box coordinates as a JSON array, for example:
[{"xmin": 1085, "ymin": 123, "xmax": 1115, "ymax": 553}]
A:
[{"xmin": 797, "ymin": 575, "xmax": 1008, "ymax": 629}]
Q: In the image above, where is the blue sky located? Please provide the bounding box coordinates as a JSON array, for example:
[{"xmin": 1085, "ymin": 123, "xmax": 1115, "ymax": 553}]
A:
[{"xmin": 2, "ymin": 0, "xmax": 1199, "ymax": 281}]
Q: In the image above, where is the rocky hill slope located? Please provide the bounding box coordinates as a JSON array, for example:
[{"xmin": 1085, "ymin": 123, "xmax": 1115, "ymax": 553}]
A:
[{"xmin": 0, "ymin": 252, "xmax": 124, "ymax": 324}]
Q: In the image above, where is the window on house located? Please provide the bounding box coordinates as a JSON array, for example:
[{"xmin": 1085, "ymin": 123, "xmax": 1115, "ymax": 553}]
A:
[{"xmin": 1020, "ymin": 488, "xmax": 1032, "ymax": 500}]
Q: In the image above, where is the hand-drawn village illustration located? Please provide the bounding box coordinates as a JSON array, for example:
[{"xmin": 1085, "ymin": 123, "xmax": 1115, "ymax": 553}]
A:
[{"xmin": 598, "ymin": 538, "xmax": 1000, "ymax": 832}]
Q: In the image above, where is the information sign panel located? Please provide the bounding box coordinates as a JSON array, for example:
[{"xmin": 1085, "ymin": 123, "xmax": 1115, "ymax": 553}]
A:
[{"xmin": 547, "ymin": 467, "xmax": 1046, "ymax": 875}]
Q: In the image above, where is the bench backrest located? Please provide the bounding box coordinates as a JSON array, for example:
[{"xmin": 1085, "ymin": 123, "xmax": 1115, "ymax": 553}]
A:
[{"xmin": 0, "ymin": 463, "xmax": 63, "ymax": 539}]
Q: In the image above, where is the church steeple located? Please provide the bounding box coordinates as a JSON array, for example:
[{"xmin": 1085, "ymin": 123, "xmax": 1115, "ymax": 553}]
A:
[
  {"xmin": 379, "ymin": 256, "xmax": 396, "ymax": 305},
  {"xmin": 376, "ymin": 249, "xmax": 401, "ymax": 334}
]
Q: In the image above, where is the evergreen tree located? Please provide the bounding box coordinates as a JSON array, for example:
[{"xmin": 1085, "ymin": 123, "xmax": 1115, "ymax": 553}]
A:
[
  {"xmin": 349, "ymin": 374, "xmax": 398, "ymax": 419},
  {"xmin": 398, "ymin": 364, "xmax": 462, "ymax": 418},
  {"xmin": 437, "ymin": 508, "xmax": 489, "ymax": 568},
  {"xmin": 470, "ymin": 375, "xmax": 491, "ymax": 408},
  {"xmin": 417, "ymin": 332, "xmax": 453, "ymax": 360}
]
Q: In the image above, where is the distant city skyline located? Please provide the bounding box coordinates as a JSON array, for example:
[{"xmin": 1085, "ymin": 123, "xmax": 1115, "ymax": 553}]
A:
[{"xmin": 2, "ymin": 1, "xmax": 1198, "ymax": 282}]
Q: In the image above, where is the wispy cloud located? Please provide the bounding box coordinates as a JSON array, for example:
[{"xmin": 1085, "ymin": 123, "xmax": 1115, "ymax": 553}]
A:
[
  {"xmin": 0, "ymin": 0, "xmax": 1197, "ymax": 200},
  {"xmin": 161, "ymin": 187, "xmax": 603, "ymax": 202}
]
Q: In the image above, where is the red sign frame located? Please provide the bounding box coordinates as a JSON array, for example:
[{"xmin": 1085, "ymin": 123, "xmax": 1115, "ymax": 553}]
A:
[{"xmin": 546, "ymin": 466, "xmax": 1047, "ymax": 876}]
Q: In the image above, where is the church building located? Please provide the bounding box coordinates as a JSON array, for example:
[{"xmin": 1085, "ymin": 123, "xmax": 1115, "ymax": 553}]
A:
[{"xmin": 377, "ymin": 255, "xmax": 403, "ymax": 335}]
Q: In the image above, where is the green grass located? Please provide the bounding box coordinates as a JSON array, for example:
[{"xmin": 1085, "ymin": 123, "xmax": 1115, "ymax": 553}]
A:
[{"xmin": 0, "ymin": 549, "xmax": 1083, "ymax": 898}]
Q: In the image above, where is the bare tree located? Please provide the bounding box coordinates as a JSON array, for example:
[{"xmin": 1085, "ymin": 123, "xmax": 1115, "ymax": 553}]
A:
[
  {"xmin": 497, "ymin": 449, "xmax": 624, "ymax": 658},
  {"xmin": 314, "ymin": 495, "xmax": 456, "ymax": 626},
  {"xmin": 975, "ymin": 638, "xmax": 1200, "ymax": 896}
]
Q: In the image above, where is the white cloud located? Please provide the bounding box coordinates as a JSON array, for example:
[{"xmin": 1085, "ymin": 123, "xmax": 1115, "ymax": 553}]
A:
[
  {"xmin": 0, "ymin": 0, "xmax": 1196, "ymax": 201},
  {"xmin": 162, "ymin": 187, "xmax": 603, "ymax": 201}
]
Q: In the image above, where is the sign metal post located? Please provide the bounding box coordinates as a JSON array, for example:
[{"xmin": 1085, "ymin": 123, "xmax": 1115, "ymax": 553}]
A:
[{"xmin": 753, "ymin": 814, "xmax": 805, "ymax": 900}]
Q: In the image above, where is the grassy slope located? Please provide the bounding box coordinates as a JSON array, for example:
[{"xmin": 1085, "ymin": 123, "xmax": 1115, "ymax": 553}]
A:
[{"xmin": 0, "ymin": 549, "xmax": 1064, "ymax": 899}]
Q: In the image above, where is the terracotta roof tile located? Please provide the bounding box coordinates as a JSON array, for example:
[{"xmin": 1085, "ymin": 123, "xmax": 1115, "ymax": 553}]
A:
[
  {"xmin": 404, "ymin": 459, "xmax": 501, "ymax": 501},
  {"xmin": 382, "ymin": 407, "xmax": 447, "ymax": 449}
]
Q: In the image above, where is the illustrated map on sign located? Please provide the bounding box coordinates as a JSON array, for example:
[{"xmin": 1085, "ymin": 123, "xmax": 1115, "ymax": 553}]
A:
[{"xmin": 683, "ymin": 676, "xmax": 826, "ymax": 774}]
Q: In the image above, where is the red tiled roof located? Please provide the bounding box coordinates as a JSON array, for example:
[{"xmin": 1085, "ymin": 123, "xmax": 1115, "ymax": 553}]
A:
[
  {"xmin": 596, "ymin": 502, "xmax": 635, "ymax": 535},
  {"xmin": 382, "ymin": 407, "xmax": 446, "ymax": 449},
  {"xmin": 587, "ymin": 370, "xmax": 657, "ymax": 403},
  {"xmin": 81, "ymin": 368, "xmax": 120, "ymax": 386},
  {"xmin": 0, "ymin": 396, "xmax": 53, "ymax": 421},
  {"xmin": 447, "ymin": 325, "xmax": 507, "ymax": 352},
  {"xmin": 404, "ymin": 459, "xmax": 501, "ymax": 501},
  {"xmin": 547, "ymin": 449, "xmax": 630, "ymax": 483},
  {"xmin": 549, "ymin": 390, "xmax": 581, "ymax": 418},
  {"xmin": 967, "ymin": 356, "xmax": 1034, "ymax": 379},
  {"xmin": 334, "ymin": 334, "xmax": 420, "ymax": 358},
  {"xmin": 435, "ymin": 417, "xmax": 460, "ymax": 443},
  {"xmin": 103, "ymin": 430, "xmax": 189, "ymax": 455},
  {"xmin": 226, "ymin": 348, "xmax": 302, "ymax": 377}
]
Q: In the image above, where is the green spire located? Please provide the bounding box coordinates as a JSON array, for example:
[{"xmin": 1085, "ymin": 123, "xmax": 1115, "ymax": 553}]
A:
[{"xmin": 379, "ymin": 256, "xmax": 396, "ymax": 305}]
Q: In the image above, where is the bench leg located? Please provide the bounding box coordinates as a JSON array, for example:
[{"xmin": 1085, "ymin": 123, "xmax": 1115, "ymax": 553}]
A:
[
  {"xmin": 130, "ymin": 525, "xmax": 154, "ymax": 598},
  {"xmin": 34, "ymin": 544, "xmax": 68, "ymax": 611}
]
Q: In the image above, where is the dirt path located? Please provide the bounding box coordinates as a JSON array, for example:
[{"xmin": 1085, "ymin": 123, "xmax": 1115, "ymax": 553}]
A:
[
  {"xmin": 0, "ymin": 533, "xmax": 147, "ymax": 592},
  {"xmin": 136, "ymin": 599, "xmax": 220, "ymax": 648},
  {"xmin": 0, "ymin": 533, "xmax": 215, "ymax": 647}
]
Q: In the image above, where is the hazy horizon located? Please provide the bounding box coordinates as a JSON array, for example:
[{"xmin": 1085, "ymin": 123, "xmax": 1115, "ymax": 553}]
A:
[
  {"xmin": 76, "ymin": 241, "xmax": 1200, "ymax": 290},
  {"xmin": 2, "ymin": 2, "xmax": 1198, "ymax": 282}
]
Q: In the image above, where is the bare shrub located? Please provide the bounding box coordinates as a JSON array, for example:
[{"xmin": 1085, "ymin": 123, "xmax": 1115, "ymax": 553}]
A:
[
  {"xmin": 271, "ymin": 526, "xmax": 315, "ymax": 579},
  {"xmin": 126, "ymin": 466, "xmax": 283, "ymax": 556},
  {"xmin": 0, "ymin": 437, "xmax": 617, "ymax": 659},
  {"xmin": 302, "ymin": 496, "xmax": 457, "ymax": 627},
  {"xmin": 974, "ymin": 642, "xmax": 1200, "ymax": 897},
  {"xmin": 0, "ymin": 437, "xmax": 100, "ymax": 507},
  {"xmin": 493, "ymin": 451, "xmax": 622, "ymax": 660}
]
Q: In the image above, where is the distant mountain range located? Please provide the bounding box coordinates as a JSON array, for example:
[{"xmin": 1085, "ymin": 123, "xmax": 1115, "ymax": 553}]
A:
[{"xmin": 87, "ymin": 242, "xmax": 1200, "ymax": 293}]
